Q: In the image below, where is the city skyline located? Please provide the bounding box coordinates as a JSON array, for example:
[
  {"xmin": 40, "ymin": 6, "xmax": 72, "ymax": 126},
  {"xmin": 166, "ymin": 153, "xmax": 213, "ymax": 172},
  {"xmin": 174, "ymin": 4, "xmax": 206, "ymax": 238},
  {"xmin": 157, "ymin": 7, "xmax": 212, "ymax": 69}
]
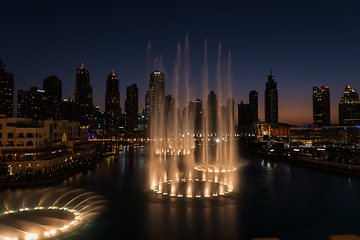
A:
[
  {"xmin": 1, "ymin": 0, "xmax": 360, "ymax": 126},
  {"xmin": 6, "ymin": 60, "xmax": 360, "ymax": 127}
]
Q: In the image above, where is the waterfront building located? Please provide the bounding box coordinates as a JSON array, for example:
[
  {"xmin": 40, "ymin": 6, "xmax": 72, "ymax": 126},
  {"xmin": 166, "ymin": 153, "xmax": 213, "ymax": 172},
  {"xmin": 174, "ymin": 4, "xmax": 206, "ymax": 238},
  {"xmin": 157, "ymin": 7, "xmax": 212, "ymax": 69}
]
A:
[
  {"xmin": 125, "ymin": 84, "xmax": 138, "ymax": 133},
  {"xmin": 105, "ymin": 70, "xmax": 120, "ymax": 138},
  {"xmin": 254, "ymin": 121, "xmax": 293, "ymax": 139},
  {"xmin": 265, "ymin": 70, "xmax": 278, "ymax": 123},
  {"xmin": 313, "ymin": 86, "xmax": 330, "ymax": 127},
  {"xmin": 290, "ymin": 125, "xmax": 360, "ymax": 147},
  {"xmin": 0, "ymin": 118, "xmax": 83, "ymax": 176},
  {"xmin": 43, "ymin": 75, "xmax": 62, "ymax": 120},
  {"xmin": 339, "ymin": 85, "xmax": 360, "ymax": 125},
  {"xmin": 75, "ymin": 63, "xmax": 93, "ymax": 128},
  {"xmin": 0, "ymin": 58, "xmax": 14, "ymax": 117}
]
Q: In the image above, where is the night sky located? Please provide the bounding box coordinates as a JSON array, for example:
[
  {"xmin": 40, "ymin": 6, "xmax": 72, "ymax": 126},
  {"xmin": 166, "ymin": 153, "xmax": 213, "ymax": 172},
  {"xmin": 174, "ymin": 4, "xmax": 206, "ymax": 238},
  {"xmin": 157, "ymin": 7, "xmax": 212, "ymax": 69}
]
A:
[{"xmin": 1, "ymin": 0, "xmax": 360, "ymax": 126}]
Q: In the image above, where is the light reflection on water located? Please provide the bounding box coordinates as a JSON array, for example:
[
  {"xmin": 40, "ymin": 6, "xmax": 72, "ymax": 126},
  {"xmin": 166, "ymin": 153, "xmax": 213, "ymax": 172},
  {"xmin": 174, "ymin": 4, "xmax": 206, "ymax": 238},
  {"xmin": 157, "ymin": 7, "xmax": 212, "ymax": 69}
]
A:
[{"xmin": 3, "ymin": 147, "xmax": 360, "ymax": 240}]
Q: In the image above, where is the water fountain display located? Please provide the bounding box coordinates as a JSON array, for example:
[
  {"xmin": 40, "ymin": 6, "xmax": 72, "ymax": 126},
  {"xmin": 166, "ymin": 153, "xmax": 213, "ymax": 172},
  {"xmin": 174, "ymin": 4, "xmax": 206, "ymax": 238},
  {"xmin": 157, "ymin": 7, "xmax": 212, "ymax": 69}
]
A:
[
  {"xmin": 149, "ymin": 37, "xmax": 242, "ymax": 199},
  {"xmin": 0, "ymin": 188, "xmax": 106, "ymax": 240}
]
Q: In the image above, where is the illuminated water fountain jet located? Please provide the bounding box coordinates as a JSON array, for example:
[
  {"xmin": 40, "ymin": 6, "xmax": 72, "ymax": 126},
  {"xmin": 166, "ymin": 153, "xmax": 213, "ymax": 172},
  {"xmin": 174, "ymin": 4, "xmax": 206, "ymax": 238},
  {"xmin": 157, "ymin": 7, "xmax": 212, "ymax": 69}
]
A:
[{"xmin": 0, "ymin": 188, "xmax": 106, "ymax": 240}]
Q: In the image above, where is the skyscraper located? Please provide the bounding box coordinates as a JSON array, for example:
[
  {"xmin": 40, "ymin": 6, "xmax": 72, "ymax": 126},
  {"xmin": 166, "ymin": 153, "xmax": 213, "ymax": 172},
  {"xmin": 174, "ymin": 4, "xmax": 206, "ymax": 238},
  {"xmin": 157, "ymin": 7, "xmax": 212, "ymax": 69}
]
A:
[
  {"xmin": 148, "ymin": 71, "xmax": 165, "ymax": 117},
  {"xmin": 238, "ymin": 101, "xmax": 252, "ymax": 127},
  {"xmin": 105, "ymin": 70, "xmax": 120, "ymax": 137},
  {"xmin": 313, "ymin": 86, "xmax": 330, "ymax": 127},
  {"xmin": 187, "ymin": 99, "xmax": 203, "ymax": 136},
  {"xmin": 194, "ymin": 99, "xmax": 202, "ymax": 135},
  {"xmin": 147, "ymin": 71, "xmax": 165, "ymax": 135},
  {"xmin": 62, "ymin": 98, "xmax": 75, "ymax": 121},
  {"xmin": 94, "ymin": 105, "xmax": 106, "ymax": 138},
  {"xmin": 17, "ymin": 89, "xmax": 25, "ymax": 118},
  {"xmin": 0, "ymin": 58, "xmax": 14, "ymax": 117},
  {"xmin": 75, "ymin": 63, "xmax": 93, "ymax": 128},
  {"xmin": 18, "ymin": 87, "xmax": 47, "ymax": 120},
  {"xmin": 125, "ymin": 84, "xmax": 138, "ymax": 133},
  {"xmin": 265, "ymin": 70, "xmax": 278, "ymax": 123},
  {"xmin": 225, "ymin": 98, "xmax": 234, "ymax": 134},
  {"xmin": 43, "ymin": 75, "xmax": 62, "ymax": 120},
  {"xmin": 238, "ymin": 90, "xmax": 258, "ymax": 128},
  {"xmin": 249, "ymin": 90, "xmax": 258, "ymax": 122},
  {"xmin": 207, "ymin": 90, "xmax": 218, "ymax": 135},
  {"xmin": 339, "ymin": 85, "xmax": 360, "ymax": 125}
]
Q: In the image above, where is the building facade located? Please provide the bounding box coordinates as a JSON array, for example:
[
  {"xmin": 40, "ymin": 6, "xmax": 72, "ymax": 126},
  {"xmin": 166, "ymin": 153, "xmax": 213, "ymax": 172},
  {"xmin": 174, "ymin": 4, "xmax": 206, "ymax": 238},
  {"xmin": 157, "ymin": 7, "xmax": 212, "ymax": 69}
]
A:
[
  {"xmin": 105, "ymin": 70, "xmax": 120, "ymax": 137},
  {"xmin": 238, "ymin": 90, "xmax": 258, "ymax": 135},
  {"xmin": 313, "ymin": 86, "xmax": 330, "ymax": 127},
  {"xmin": 207, "ymin": 90, "xmax": 218, "ymax": 135},
  {"xmin": 62, "ymin": 98, "xmax": 75, "ymax": 122},
  {"xmin": 146, "ymin": 71, "xmax": 165, "ymax": 137},
  {"xmin": 17, "ymin": 87, "xmax": 47, "ymax": 120},
  {"xmin": 148, "ymin": 71, "xmax": 165, "ymax": 121},
  {"xmin": 43, "ymin": 75, "xmax": 62, "ymax": 120},
  {"xmin": 339, "ymin": 85, "xmax": 360, "ymax": 125},
  {"xmin": 265, "ymin": 70, "xmax": 278, "ymax": 123},
  {"xmin": 0, "ymin": 118, "xmax": 81, "ymax": 176},
  {"xmin": 0, "ymin": 58, "xmax": 14, "ymax": 117},
  {"xmin": 125, "ymin": 84, "xmax": 138, "ymax": 133},
  {"xmin": 75, "ymin": 63, "xmax": 93, "ymax": 128},
  {"xmin": 238, "ymin": 101, "xmax": 252, "ymax": 127},
  {"xmin": 249, "ymin": 90, "xmax": 258, "ymax": 122}
]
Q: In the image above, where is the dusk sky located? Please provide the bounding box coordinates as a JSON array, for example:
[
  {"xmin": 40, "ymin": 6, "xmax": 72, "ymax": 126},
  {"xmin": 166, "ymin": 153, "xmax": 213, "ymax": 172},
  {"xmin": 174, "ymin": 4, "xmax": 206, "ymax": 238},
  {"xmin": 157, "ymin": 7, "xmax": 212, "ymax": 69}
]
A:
[{"xmin": 1, "ymin": 0, "xmax": 360, "ymax": 126}]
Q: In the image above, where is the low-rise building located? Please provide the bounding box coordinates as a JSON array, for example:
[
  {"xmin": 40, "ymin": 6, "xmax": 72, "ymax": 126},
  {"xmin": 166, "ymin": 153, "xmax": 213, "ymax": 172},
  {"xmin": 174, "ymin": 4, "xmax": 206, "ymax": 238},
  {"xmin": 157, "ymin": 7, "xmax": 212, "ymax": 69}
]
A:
[{"xmin": 0, "ymin": 118, "xmax": 97, "ymax": 178}]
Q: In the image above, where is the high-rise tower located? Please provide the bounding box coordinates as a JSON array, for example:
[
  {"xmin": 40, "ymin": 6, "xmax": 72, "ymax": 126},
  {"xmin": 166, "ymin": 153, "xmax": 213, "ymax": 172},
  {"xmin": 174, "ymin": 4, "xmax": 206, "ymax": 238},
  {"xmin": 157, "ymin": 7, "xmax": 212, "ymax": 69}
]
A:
[
  {"xmin": 18, "ymin": 87, "xmax": 47, "ymax": 120},
  {"xmin": 105, "ymin": 70, "xmax": 120, "ymax": 137},
  {"xmin": 17, "ymin": 89, "xmax": 26, "ymax": 118},
  {"xmin": 238, "ymin": 90, "xmax": 258, "ymax": 128},
  {"xmin": 238, "ymin": 101, "xmax": 252, "ymax": 127},
  {"xmin": 339, "ymin": 85, "xmax": 360, "ymax": 125},
  {"xmin": 249, "ymin": 90, "xmax": 258, "ymax": 122},
  {"xmin": 313, "ymin": 86, "xmax": 330, "ymax": 127},
  {"xmin": 125, "ymin": 84, "xmax": 138, "ymax": 133},
  {"xmin": 265, "ymin": 70, "xmax": 278, "ymax": 123},
  {"xmin": 147, "ymin": 71, "xmax": 165, "ymax": 131},
  {"xmin": 43, "ymin": 75, "xmax": 62, "ymax": 120},
  {"xmin": 225, "ymin": 97, "xmax": 234, "ymax": 134},
  {"xmin": 0, "ymin": 58, "xmax": 14, "ymax": 117},
  {"xmin": 207, "ymin": 90, "xmax": 218, "ymax": 135},
  {"xmin": 75, "ymin": 63, "xmax": 93, "ymax": 128}
]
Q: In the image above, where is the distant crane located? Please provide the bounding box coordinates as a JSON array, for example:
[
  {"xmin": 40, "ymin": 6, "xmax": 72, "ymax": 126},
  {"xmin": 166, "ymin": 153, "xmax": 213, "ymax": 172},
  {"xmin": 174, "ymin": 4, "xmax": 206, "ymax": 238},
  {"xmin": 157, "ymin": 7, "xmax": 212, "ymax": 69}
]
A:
[{"xmin": 62, "ymin": 90, "xmax": 74, "ymax": 101}]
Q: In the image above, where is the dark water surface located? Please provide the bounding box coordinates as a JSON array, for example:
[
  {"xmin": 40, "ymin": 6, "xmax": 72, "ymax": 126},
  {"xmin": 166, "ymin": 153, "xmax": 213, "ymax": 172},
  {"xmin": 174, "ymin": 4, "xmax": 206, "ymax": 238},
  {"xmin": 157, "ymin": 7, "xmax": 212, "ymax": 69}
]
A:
[{"xmin": 9, "ymin": 146, "xmax": 360, "ymax": 240}]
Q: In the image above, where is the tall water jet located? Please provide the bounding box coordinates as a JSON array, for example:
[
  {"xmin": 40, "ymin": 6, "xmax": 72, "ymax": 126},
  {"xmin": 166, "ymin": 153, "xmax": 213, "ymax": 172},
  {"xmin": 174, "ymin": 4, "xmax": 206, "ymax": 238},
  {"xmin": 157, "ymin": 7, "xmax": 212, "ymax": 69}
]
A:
[{"xmin": 202, "ymin": 38, "xmax": 209, "ymax": 167}]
